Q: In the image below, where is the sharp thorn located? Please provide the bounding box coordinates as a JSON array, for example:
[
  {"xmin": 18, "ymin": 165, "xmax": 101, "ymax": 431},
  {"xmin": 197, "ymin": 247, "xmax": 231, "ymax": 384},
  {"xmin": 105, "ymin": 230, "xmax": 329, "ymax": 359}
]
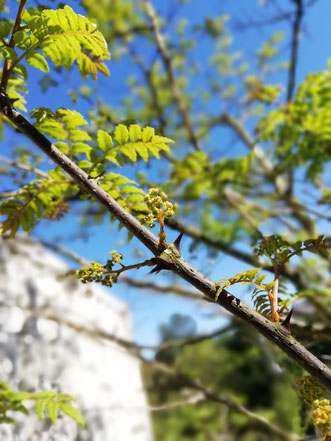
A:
[
  {"xmin": 281, "ymin": 309, "xmax": 293, "ymax": 334},
  {"xmin": 173, "ymin": 232, "xmax": 183, "ymax": 253}
]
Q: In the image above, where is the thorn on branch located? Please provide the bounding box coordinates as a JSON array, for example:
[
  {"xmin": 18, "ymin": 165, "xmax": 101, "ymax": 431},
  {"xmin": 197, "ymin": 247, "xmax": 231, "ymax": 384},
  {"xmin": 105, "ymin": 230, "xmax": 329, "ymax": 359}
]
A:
[
  {"xmin": 149, "ymin": 256, "xmax": 172, "ymax": 274},
  {"xmin": 281, "ymin": 309, "xmax": 293, "ymax": 334},
  {"xmin": 173, "ymin": 232, "xmax": 183, "ymax": 254}
]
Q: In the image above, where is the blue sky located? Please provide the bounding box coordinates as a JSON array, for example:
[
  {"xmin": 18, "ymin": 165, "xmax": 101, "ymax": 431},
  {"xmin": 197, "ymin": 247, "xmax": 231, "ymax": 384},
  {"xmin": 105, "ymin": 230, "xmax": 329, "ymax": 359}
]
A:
[{"xmin": 1, "ymin": 0, "xmax": 330, "ymax": 346}]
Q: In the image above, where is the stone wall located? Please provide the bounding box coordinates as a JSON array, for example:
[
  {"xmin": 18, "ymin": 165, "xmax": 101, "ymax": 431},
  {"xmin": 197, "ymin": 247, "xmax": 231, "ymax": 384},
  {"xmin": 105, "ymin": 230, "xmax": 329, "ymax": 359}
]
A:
[{"xmin": 0, "ymin": 237, "xmax": 152, "ymax": 441}]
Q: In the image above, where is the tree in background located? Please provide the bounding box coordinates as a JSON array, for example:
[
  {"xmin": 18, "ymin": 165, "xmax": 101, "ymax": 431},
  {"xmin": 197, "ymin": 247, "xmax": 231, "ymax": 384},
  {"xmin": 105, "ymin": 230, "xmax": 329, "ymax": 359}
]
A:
[{"xmin": 0, "ymin": 0, "xmax": 330, "ymax": 439}]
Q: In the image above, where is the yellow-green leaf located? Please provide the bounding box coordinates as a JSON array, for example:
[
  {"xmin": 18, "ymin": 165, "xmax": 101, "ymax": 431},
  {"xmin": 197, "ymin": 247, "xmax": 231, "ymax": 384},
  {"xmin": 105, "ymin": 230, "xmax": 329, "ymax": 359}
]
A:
[
  {"xmin": 141, "ymin": 127, "xmax": 155, "ymax": 142},
  {"xmin": 59, "ymin": 403, "xmax": 85, "ymax": 428},
  {"xmin": 26, "ymin": 51, "xmax": 49, "ymax": 72},
  {"xmin": 98, "ymin": 130, "xmax": 113, "ymax": 152},
  {"xmin": 114, "ymin": 124, "xmax": 129, "ymax": 145},
  {"xmin": 129, "ymin": 125, "xmax": 142, "ymax": 142}
]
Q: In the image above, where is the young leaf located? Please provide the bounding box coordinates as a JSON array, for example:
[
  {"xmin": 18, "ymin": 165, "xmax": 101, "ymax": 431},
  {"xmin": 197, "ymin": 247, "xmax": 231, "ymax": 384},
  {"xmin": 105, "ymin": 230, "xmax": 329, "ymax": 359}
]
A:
[
  {"xmin": 129, "ymin": 124, "xmax": 142, "ymax": 142},
  {"xmin": 141, "ymin": 127, "xmax": 155, "ymax": 142},
  {"xmin": 59, "ymin": 403, "xmax": 85, "ymax": 428},
  {"xmin": 47, "ymin": 400, "xmax": 59, "ymax": 425},
  {"xmin": 35, "ymin": 398, "xmax": 48, "ymax": 420},
  {"xmin": 114, "ymin": 124, "xmax": 129, "ymax": 145},
  {"xmin": 25, "ymin": 51, "xmax": 49, "ymax": 72},
  {"xmin": 98, "ymin": 130, "xmax": 113, "ymax": 151}
]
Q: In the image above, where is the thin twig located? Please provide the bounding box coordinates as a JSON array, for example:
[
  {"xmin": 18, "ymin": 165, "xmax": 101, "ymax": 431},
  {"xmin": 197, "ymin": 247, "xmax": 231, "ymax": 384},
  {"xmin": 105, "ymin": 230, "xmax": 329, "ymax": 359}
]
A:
[
  {"xmin": 0, "ymin": 0, "xmax": 27, "ymax": 92},
  {"xmin": 142, "ymin": 0, "xmax": 201, "ymax": 151},
  {"xmin": 0, "ymin": 155, "xmax": 51, "ymax": 179}
]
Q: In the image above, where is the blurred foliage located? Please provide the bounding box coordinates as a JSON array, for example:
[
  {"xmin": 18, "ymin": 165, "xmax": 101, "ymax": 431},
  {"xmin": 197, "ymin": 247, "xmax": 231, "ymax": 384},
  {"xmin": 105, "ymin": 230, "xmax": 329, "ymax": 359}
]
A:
[
  {"xmin": 0, "ymin": 383, "xmax": 84, "ymax": 427},
  {"xmin": 145, "ymin": 314, "xmax": 305, "ymax": 441}
]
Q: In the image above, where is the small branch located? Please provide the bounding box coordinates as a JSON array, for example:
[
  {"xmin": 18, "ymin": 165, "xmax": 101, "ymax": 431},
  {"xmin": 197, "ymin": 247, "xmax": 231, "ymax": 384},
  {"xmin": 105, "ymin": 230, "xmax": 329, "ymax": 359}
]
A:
[
  {"xmin": 0, "ymin": 155, "xmax": 51, "ymax": 179},
  {"xmin": 121, "ymin": 276, "xmax": 208, "ymax": 302},
  {"xmin": 1, "ymin": 97, "xmax": 330, "ymax": 388},
  {"xmin": 224, "ymin": 187, "xmax": 266, "ymax": 240},
  {"xmin": 287, "ymin": 0, "xmax": 303, "ymax": 102},
  {"xmin": 149, "ymin": 325, "xmax": 232, "ymax": 351},
  {"xmin": 165, "ymin": 217, "xmax": 265, "ymax": 268},
  {"xmin": 211, "ymin": 113, "xmax": 273, "ymax": 173},
  {"xmin": 142, "ymin": 0, "xmax": 201, "ymax": 151},
  {"xmin": 0, "ymin": 0, "xmax": 27, "ymax": 92},
  {"xmin": 107, "ymin": 258, "xmax": 155, "ymax": 278},
  {"xmin": 39, "ymin": 239, "xmax": 89, "ymax": 267}
]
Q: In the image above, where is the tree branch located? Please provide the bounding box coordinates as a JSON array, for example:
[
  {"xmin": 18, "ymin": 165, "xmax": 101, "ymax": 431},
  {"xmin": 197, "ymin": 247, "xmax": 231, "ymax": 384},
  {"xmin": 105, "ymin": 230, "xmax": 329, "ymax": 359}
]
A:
[
  {"xmin": 142, "ymin": 0, "xmax": 201, "ymax": 151},
  {"xmin": 0, "ymin": 155, "xmax": 51, "ymax": 180},
  {"xmin": 165, "ymin": 217, "xmax": 262, "ymax": 267},
  {"xmin": 0, "ymin": 0, "xmax": 27, "ymax": 92},
  {"xmin": 287, "ymin": 0, "xmax": 303, "ymax": 102},
  {"xmin": 1, "ymin": 97, "xmax": 330, "ymax": 389}
]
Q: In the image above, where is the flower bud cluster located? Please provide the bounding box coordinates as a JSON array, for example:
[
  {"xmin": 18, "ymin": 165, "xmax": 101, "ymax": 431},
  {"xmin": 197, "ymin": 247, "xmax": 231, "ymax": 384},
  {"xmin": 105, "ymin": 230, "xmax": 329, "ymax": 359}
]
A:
[
  {"xmin": 75, "ymin": 252, "xmax": 122, "ymax": 288},
  {"xmin": 312, "ymin": 399, "xmax": 331, "ymax": 439},
  {"xmin": 143, "ymin": 188, "xmax": 177, "ymax": 227},
  {"xmin": 297, "ymin": 375, "xmax": 327, "ymax": 405},
  {"xmin": 110, "ymin": 250, "xmax": 122, "ymax": 264}
]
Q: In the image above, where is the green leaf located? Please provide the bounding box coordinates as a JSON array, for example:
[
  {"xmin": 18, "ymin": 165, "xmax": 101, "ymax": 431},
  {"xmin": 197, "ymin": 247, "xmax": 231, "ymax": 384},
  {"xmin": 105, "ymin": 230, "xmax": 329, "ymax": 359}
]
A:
[
  {"xmin": 0, "ymin": 19, "xmax": 12, "ymax": 38},
  {"xmin": 97, "ymin": 130, "xmax": 113, "ymax": 151},
  {"xmin": 255, "ymin": 274, "xmax": 267, "ymax": 283},
  {"xmin": 141, "ymin": 127, "xmax": 155, "ymax": 142},
  {"xmin": 105, "ymin": 151, "xmax": 120, "ymax": 166},
  {"xmin": 60, "ymin": 403, "xmax": 85, "ymax": 428},
  {"xmin": 47, "ymin": 400, "xmax": 59, "ymax": 424},
  {"xmin": 13, "ymin": 64, "xmax": 28, "ymax": 80},
  {"xmin": 132, "ymin": 143, "xmax": 149, "ymax": 161},
  {"xmin": 72, "ymin": 142, "xmax": 92, "ymax": 155},
  {"xmin": 34, "ymin": 119, "xmax": 67, "ymax": 140},
  {"xmin": 26, "ymin": 51, "xmax": 49, "ymax": 73},
  {"xmin": 22, "ymin": 5, "xmax": 110, "ymax": 80},
  {"xmin": 114, "ymin": 124, "xmax": 129, "ymax": 145},
  {"xmin": 57, "ymin": 109, "xmax": 88, "ymax": 129},
  {"xmin": 76, "ymin": 160, "xmax": 92, "ymax": 169},
  {"xmin": 13, "ymin": 30, "xmax": 38, "ymax": 50},
  {"xmin": 35, "ymin": 398, "xmax": 48, "ymax": 420},
  {"xmin": 69, "ymin": 130, "xmax": 91, "ymax": 142},
  {"xmin": 129, "ymin": 124, "xmax": 142, "ymax": 142},
  {"xmin": 2, "ymin": 47, "xmax": 17, "ymax": 62},
  {"xmin": 120, "ymin": 144, "xmax": 137, "ymax": 161}
]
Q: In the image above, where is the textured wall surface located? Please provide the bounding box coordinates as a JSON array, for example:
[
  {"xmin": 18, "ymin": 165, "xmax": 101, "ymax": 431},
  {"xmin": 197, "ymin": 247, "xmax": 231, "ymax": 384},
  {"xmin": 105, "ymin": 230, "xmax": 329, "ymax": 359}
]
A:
[{"xmin": 0, "ymin": 237, "xmax": 152, "ymax": 441}]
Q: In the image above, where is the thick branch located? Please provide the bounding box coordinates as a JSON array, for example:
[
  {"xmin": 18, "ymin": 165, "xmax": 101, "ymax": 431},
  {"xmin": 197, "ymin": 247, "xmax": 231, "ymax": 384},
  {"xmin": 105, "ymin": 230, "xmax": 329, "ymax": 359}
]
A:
[{"xmin": 1, "ymin": 99, "xmax": 330, "ymax": 389}]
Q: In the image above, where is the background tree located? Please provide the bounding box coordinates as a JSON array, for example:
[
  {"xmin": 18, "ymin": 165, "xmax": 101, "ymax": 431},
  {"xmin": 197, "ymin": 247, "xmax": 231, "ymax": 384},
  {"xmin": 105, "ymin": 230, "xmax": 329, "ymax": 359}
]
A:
[{"xmin": 0, "ymin": 0, "xmax": 330, "ymax": 440}]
